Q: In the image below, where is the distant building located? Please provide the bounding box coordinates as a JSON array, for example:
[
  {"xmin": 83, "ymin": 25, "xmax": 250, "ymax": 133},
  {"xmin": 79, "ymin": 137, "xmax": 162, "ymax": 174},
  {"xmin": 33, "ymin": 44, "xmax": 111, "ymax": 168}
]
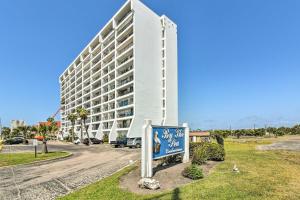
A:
[
  {"xmin": 10, "ymin": 120, "xmax": 26, "ymax": 131},
  {"xmin": 189, "ymin": 131, "xmax": 211, "ymax": 143},
  {"xmin": 38, "ymin": 121, "xmax": 61, "ymax": 128}
]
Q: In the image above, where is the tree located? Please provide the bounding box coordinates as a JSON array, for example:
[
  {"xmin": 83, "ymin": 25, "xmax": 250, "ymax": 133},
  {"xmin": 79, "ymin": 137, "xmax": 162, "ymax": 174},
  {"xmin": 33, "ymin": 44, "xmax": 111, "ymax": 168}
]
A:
[
  {"xmin": 30, "ymin": 126, "xmax": 38, "ymax": 139},
  {"xmin": 67, "ymin": 113, "xmax": 77, "ymax": 143},
  {"xmin": 1, "ymin": 127, "xmax": 11, "ymax": 139},
  {"xmin": 76, "ymin": 108, "xmax": 91, "ymax": 145},
  {"xmin": 18, "ymin": 126, "xmax": 31, "ymax": 144},
  {"xmin": 11, "ymin": 128, "xmax": 21, "ymax": 137}
]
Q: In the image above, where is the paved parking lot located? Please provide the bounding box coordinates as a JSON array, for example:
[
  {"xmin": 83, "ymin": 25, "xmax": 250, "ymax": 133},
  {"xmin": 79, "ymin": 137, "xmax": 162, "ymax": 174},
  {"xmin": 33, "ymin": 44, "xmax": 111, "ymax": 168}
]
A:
[
  {"xmin": 257, "ymin": 136, "xmax": 300, "ymax": 151},
  {"xmin": 0, "ymin": 141, "xmax": 140, "ymax": 200}
]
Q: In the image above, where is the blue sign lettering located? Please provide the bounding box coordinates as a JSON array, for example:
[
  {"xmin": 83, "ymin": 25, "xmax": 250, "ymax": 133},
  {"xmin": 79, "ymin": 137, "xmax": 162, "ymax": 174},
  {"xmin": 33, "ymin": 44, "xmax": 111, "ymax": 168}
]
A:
[{"xmin": 152, "ymin": 127, "xmax": 185, "ymax": 159}]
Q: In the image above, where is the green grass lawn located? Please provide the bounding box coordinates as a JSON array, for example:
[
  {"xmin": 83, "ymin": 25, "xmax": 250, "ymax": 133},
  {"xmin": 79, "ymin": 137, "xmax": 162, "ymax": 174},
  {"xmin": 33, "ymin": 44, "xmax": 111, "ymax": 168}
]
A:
[
  {"xmin": 59, "ymin": 139, "xmax": 300, "ymax": 200},
  {"xmin": 0, "ymin": 151, "xmax": 70, "ymax": 167}
]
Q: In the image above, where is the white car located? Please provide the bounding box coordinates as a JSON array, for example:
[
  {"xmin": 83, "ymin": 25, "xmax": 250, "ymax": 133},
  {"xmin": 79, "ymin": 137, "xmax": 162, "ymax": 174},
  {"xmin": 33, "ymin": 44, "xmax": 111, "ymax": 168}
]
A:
[{"xmin": 74, "ymin": 139, "xmax": 81, "ymax": 145}]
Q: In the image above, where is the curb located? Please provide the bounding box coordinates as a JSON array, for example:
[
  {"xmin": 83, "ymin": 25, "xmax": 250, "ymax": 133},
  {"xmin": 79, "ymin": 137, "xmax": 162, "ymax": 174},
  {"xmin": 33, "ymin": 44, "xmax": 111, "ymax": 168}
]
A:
[{"xmin": 0, "ymin": 152, "xmax": 73, "ymax": 170}]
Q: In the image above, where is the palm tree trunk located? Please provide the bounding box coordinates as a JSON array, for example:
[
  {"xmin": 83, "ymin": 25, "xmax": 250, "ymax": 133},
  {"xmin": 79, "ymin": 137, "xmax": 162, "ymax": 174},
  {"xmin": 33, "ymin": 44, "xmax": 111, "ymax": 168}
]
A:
[
  {"xmin": 42, "ymin": 138, "xmax": 48, "ymax": 153},
  {"xmin": 84, "ymin": 119, "xmax": 91, "ymax": 145},
  {"xmin": 23, "ymin": 133, "xmax": 27, "ymax": 144},
  {"xmin": 72, "ymin": 123, "xmax": 75, "ymax": 143},
  {"xmin": 80, "ymin": 121, "xmax": 84, "ymax": 143}
]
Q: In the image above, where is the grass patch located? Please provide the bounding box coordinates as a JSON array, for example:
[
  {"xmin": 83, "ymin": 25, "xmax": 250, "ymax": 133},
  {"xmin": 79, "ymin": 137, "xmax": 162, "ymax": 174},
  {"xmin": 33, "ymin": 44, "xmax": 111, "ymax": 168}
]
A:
[
  {"xmin": 0, "ymin": 151, "xmax": 70, "ymax": 167},
  {"xmin": 59, "ymin": 139, "xmax": 300, "ymax": 200}
]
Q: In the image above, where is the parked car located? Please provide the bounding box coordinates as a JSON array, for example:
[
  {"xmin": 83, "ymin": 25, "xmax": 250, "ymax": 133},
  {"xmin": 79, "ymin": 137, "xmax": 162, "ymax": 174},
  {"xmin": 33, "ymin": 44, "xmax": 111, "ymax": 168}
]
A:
[
  {"xmin": 111, "ymin": 138, "xmax": 127, "ymax": 148},
  {"xmin": 82, "ymin": 138, "xmax": 103, "ymax": 145},
  {"xmin": 127, "ymin": 137, "xmax": 142, "ymax": 148},
  {"xmin": 4, "ymin": 137, "xmax": 28, "ymax": 145},
  {"xmin": 74, "ymin": 138, "xmax": 81, "ymax": 145}
]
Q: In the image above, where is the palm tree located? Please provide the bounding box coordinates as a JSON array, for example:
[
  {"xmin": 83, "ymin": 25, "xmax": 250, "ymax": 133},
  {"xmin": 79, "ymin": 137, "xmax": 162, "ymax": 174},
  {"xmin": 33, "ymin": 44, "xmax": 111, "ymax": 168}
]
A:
[
  {"xmin": 67, "ymin": 113, "xmax": 77, "ymax": 143},
  {"xmin": 18, "ymin": 126, "xmax": 31, "ymax": 144},
  {"xmin": 76, "ymin": 107, "xmax": 91, "ymax": 145},
  {"xmin": 1, "ymin": 127, "xmax": 11, "ymax": 140}
]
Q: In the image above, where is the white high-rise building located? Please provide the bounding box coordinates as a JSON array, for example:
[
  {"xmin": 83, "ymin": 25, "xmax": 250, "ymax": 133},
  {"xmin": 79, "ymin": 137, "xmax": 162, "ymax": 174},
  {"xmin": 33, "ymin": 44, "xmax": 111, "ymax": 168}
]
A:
[{"xmin": 59, "ymin": 0, "xmax": 178, "ymax": 142}]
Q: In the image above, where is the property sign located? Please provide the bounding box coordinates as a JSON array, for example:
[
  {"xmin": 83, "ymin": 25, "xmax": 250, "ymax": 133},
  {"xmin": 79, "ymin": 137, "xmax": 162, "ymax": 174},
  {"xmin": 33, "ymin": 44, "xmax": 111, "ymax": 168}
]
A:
[
  {"xmin": 152, "ymin": 127, "xmax": 185, "ymax": 159},
  {"xmin": 33, "ymin": 139, "xmax": 38, "ymax": 146},
  {"xmin": 141, "ymin": 120, "xmax": 189, "ymax": 178}
]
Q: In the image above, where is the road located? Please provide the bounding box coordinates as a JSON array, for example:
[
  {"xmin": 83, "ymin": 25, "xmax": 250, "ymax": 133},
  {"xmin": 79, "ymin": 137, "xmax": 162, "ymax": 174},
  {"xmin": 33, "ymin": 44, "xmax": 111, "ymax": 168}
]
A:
[{"xmin": 0, "ymin": 141, "xmax": 140, "ymax": 200}]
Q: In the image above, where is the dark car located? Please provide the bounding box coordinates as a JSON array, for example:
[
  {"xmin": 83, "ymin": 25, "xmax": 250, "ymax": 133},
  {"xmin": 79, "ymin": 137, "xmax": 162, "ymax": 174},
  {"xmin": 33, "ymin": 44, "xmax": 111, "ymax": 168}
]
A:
[
  {"xmin": 111, "ymin": 138, "xmax": 127, "ymax": 148},
  {"xmin": 4, "ymin": 137, "xmax": 28, "ymax": 145},
  {"xmin": 83, "ymin": 138, "xmax": 103, "ymax": 145},
  {"xmin": 127, "ymin": 137, "xmax": 141, "ymax": 148}
]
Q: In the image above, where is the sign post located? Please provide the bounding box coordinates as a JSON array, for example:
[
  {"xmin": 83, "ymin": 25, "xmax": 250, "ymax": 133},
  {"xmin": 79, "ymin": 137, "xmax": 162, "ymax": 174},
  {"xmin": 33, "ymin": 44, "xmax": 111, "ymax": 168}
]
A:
[
  {"xmin": 141, "ymin": 119, "xmax": 189, "ymax": 178},
  {"xmin": 33, "ymin": 139, "xmax": 38, "ymax": 158}
]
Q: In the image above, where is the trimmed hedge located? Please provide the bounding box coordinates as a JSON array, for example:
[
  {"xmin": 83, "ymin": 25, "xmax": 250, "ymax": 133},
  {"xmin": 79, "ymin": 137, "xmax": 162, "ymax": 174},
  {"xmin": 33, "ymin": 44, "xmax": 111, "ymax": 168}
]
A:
[
  {"xmin": 192, "ymin": 145, "xmax": 208, "ymax": 165},
  {"xmin": 182, "ymin": 164, "xmax": 204, "ymax": 180},
  {"xmin": 190, "ymin": 142, "xmax": 204, "ymax": 157},
  {"xmin": 206, "ymin": 143, "xmax": 225, "ymax": 161},
  {"xmin": 192, "ymin": 142, "xmax": 225, "ymax": 165}
]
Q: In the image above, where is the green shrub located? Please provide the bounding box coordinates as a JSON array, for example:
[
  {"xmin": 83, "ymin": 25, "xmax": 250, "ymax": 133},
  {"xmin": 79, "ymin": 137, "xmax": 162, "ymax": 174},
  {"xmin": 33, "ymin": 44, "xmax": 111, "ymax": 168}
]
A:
[
  {"xmin": 189, "ymin": 142, "xmax": 204, "ymax": 157},
  {"xmin": 206, "ymin": 143, "xmax": 225, "ymax": 161},
  {"xmin": 103, "ymin": 134, "xmax": 109, "ymax": 143},
  {"xmin": 182, "ymin": 164, "xmax": 204, "ymax": 180},
  {"xmin": 215, "ymin": 134, "xmax": 224, "ymax": 146},
  {"xmin": 192, "ymin": 142, "xmax": 225, "ymax": 164},
  {"xmin": 192, "ymin": 145, "xmax": 208, "ymax": 165}
]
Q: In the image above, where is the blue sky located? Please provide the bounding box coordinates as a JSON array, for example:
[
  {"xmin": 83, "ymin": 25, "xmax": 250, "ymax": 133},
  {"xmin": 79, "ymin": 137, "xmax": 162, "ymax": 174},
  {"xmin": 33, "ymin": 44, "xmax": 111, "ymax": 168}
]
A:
[{"xmin": 0, "ymin": 0, "xmax": 299, "ymax": 130}]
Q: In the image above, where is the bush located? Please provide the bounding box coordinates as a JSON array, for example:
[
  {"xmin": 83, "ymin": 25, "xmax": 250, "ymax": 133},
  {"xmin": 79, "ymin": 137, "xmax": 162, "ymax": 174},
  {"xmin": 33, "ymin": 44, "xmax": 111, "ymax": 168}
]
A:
[
  {"xmin": 103, "ymin": 134, "xmax": 109, "ymax": 143},
  {"xmin": 215, "ymin": 134, "xmax": 224, "ymax": 146},
  {"xmin": 192, "ymin": 145, "xmax": 208, "ymax": 165},
  {"xmin": 192, "ymin": 142, "xmax": 225, "ymax": 164},
  {"xmin": 182, "ymin": 164, "xmax": 204, "ymax": 180},
  {"xmin": 206, "ymin": 143, "xmax": 225, "ymax": 161},
  {"xmin": 189, "ymin": 142, "xmax": 204, "ymax": 157}
]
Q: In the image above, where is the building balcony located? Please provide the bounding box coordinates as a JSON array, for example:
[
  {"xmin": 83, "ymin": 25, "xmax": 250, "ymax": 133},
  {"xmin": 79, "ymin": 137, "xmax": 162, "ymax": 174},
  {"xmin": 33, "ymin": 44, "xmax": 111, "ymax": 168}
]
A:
[
  {"xmin": 117, "ymin": 76, "xmax": 133, "ymax": 87},
  {"xmin": 117, "ymin": 98, "xmax": 133, "ymax": 108},
  {"xmin": 117, "ymin": 86, "xmax": 133, "ymax": 97}
]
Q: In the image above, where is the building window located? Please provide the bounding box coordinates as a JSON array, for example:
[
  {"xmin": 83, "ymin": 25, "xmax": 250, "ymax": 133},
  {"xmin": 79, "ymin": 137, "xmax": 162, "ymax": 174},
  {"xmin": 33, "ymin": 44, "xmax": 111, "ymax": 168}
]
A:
[
  {"xmin": 162, "ymin": 80, "xmax": 165, "ymax": 88},
  {"xmin": 162, "ymin": 40, "xmax": 165, "ymax": 48},
  {"xmin": 162, "ymin": 50, "xmax": 165, "ymax": 58},
  {"xmin": 162, "ymin": 29, "xmax": 165, "ymax": 38},
  {"xmin": 162, "ymin": 69, "xmax": 165, "ymax": 78},
  {"xmin": 163, "ymin": 100, "xmax": 165, "ymax": 108},
  {"xmin": 162, "ymin": 90, "xmax": 165, "ymax": 98},
  {"xmin": 162, "ymin": 60, "xmax": 165, "ymax": 68}
]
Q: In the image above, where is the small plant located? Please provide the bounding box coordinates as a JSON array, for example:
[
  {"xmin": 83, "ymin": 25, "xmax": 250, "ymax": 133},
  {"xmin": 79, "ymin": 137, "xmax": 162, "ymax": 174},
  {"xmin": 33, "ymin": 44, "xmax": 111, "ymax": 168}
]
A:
[
  {"xmin": 182, "ymin": 164, "xmax": 204, "ymax": 180},
  {"xmin": 103, "ymin": 134, "xmax": 109, "ymax": 143},
  {"xmin": 192, "ymin": 145, "xmax": 208, "ymax": 165}
]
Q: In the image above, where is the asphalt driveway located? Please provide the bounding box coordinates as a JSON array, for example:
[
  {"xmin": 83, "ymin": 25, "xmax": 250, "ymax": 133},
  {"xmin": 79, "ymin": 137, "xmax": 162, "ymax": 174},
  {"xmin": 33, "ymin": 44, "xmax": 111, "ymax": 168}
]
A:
[{"xmin": 0, "ymin": 141, "xmax": 140, "ymax": 200}]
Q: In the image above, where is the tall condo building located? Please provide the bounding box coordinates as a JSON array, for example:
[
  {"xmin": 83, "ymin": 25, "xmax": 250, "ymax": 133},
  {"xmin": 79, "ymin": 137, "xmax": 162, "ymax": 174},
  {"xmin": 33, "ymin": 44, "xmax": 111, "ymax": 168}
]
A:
[{"xmin": 59, "ymin": 0, "xmax": 178, "ymax": 142}]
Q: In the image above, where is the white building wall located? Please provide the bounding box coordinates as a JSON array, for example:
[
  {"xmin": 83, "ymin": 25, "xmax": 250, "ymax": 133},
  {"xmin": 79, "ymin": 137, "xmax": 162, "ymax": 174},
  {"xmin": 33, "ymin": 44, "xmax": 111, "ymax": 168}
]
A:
[
  {"xmin": 127, "ymin": 0, "xmax": 163, "ymax": 138},
  {"xmin": 162, "ymin": 16, "xmax": 178, "ymax": 126}
]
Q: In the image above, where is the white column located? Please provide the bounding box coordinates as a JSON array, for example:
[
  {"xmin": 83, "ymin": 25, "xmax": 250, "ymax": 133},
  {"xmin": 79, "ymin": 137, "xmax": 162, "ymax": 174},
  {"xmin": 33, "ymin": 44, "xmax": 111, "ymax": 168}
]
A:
[
  {"xmin": 141, "ymin": 119, "xmax": 153, "ymax": 178},
  {"xmin": 193, "ymin": 136, "xmax": 197, "ymax": 143},
  {"xmin": 182, "ymin": 123, "xmax": 190, "ymax": 163}
]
